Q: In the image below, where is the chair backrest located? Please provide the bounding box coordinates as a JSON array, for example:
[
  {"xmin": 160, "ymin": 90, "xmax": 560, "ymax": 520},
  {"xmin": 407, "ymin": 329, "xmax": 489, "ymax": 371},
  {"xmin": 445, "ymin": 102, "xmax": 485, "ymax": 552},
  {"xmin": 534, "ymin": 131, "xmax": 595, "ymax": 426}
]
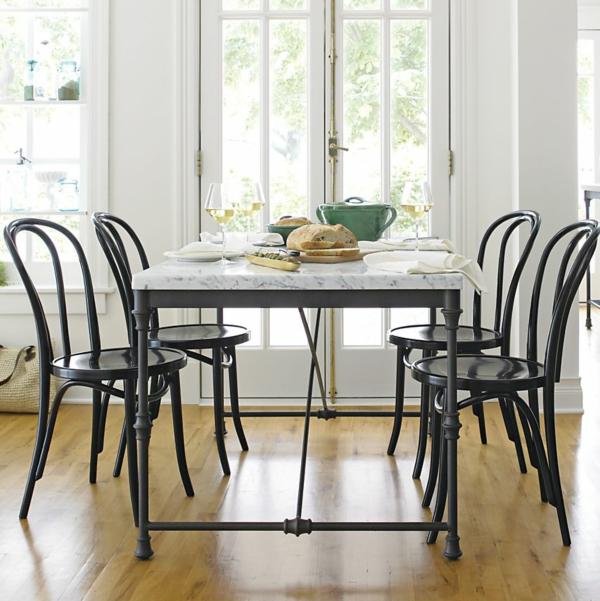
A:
[
  {"xmin": 473, "ymin": 210, "xmax": 541, "ymax": 353},
  {"xmin": 525, "ymin": 220, "xmax": 600, "ymax": 386},
  {"xmin": 3, "ymin": 218, "xmax": 101, "ymax": 366},
  {"xmin": 92, "ymin": 212, "xmax": 156, "ymax": 347}
]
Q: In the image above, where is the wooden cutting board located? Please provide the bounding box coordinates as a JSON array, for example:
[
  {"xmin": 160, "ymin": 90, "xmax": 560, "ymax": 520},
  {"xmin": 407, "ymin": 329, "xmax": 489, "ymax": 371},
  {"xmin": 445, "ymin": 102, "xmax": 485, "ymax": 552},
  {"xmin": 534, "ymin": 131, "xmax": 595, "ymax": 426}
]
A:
[{"xmin": 298, "ymin": 251, "xmax": 367, "ymax": 264}]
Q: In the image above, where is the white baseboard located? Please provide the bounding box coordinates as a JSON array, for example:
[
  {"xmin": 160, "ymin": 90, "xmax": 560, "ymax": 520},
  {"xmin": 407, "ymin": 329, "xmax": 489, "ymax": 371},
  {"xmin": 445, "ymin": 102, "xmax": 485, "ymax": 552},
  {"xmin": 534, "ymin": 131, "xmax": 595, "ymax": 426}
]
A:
[{"xmin": 554, "ymin": 378, "xmax": 584, "ymax": 414}]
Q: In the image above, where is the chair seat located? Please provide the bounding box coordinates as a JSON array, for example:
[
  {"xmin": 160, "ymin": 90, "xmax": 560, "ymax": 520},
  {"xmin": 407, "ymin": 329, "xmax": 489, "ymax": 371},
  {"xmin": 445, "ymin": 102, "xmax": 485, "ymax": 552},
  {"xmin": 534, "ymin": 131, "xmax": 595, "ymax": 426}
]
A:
[
  {"xmin": 51, "ymin": 347, "xmax": 187, "ymax": 380},
  {"xmin": 388, "ymin": 324, "xmax": 501, "ymax": 353},
  {"xmin": 411, "ymin": 354, "xmax": 545, "ymax": 393},
  {"xmin": 149, "ymin": 323, "xmax": 250, "ymax": 350}
]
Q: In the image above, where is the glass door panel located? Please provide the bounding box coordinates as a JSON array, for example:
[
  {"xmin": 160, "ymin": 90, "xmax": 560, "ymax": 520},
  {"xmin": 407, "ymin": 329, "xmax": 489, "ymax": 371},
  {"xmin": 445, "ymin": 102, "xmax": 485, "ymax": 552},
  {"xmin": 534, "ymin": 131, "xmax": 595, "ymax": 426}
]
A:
[
  {"xmin": 333, "ymin": 0, "xmax": 449, "ymax": 401},
  {"xmin": 200, "ymin": 0, "xmax": 325, "ymax": 402}
]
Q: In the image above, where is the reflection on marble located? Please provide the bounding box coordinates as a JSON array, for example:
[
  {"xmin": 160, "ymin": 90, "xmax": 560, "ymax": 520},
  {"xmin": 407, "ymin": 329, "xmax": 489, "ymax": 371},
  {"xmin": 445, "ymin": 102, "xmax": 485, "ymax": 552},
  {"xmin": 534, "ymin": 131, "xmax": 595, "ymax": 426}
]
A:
[{"xmin": 132, "ymin": 258, "xmax": 463, "ymax": 291}]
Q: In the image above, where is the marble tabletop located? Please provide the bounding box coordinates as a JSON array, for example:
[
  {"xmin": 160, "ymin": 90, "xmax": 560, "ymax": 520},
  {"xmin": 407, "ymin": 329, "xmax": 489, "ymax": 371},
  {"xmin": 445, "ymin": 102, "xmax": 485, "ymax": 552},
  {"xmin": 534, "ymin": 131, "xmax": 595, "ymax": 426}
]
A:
[{"xmin": 132, "ymin": 258, "xmax": 463, "ymax": 292}]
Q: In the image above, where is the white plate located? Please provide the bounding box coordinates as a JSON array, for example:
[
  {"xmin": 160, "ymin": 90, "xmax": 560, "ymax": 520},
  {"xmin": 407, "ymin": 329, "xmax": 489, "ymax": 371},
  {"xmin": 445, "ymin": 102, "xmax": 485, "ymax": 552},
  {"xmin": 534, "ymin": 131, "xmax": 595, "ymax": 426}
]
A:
[{"xmin": 164, "ymin": 250, "xmax": 242, "ymax": 262}]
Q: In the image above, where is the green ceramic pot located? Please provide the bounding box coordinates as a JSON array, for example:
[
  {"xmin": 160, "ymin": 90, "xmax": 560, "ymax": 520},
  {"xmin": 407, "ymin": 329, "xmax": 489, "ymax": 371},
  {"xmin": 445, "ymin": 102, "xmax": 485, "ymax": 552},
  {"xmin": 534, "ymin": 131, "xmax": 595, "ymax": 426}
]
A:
[
  {"xmin": 267, "ymin": 223, "xmax": 302, "ymax": 243},
  {"xmin": 317, "ymin": 197, "xmax": 397, "ymax": 241}
]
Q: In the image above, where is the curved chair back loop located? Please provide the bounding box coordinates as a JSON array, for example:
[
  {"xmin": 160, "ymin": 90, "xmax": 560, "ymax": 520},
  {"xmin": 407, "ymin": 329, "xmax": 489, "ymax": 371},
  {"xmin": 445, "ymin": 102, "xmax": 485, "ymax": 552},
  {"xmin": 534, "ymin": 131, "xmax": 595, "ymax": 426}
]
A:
[
  {"xmin": 472, "ymin": 211, "xmax": 541, "ymax": 354},
  {"xmin": 3, "ymin": 219, "xmax": 102, "ymax": 364},
  {"xmin": 541, "ymin": 221, "xmax": 600, "ymax": 388},
  {"xmin": 92, "ymin": 212, "xmax": 157, "ymax": 348}
]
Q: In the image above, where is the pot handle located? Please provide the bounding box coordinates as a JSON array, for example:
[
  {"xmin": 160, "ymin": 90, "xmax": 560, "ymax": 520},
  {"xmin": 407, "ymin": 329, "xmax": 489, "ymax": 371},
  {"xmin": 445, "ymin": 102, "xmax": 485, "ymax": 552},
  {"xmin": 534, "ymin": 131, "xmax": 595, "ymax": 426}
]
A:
[
  {"xmin": 316, "ymin": 205, "xmax": 327, "ymax": 224},
  {"xmin": 377, "ymin": 206, "xmax": 398, "ymax": 238},
  {"xmin": 344, "ymin": 196, "xmax": 367, "ymax": 205}
]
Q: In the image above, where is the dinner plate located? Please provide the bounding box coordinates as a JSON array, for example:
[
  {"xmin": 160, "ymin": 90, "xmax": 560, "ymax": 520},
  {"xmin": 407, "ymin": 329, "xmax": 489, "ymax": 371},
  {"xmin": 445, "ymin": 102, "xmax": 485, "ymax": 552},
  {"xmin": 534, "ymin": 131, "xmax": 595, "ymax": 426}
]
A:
[{"xmin": 164, "ymin": 250, "xmax": 242, "ymax": 262}]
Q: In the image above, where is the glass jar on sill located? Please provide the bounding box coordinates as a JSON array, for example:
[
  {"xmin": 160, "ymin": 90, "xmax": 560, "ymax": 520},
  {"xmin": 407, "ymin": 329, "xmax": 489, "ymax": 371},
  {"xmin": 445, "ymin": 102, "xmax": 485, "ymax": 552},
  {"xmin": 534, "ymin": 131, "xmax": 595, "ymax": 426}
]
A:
[
  {"xmin": 3, "ymin": 165, "xmax": 31, "ymax": 212},
  {"xmin": 24, "ymin": 59, "xmax": 37, "ymax": 101},
  {"xmin": 57, "ymin": 60, "xmax": 80, "ymax": 101},
  {"xmin": 56, "ymin": 178, "xmax": 80, "ymax": 212}
]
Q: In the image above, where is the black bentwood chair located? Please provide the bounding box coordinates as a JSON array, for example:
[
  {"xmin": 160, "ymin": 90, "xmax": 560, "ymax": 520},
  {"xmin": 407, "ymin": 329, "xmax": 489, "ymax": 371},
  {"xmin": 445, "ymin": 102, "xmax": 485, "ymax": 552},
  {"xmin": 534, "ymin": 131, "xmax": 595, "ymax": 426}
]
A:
[
  {"xmin": 4, "ymin": 218, "xmax": 188, "ymax": 521},
  {"xmin": 412, "ymin": 220, "xmax": 600, "ymax": 547},
  {"xmin": 387, "ymin": 210, "xmax": 541, "ymax": 505},
  {"xmin": 92, "ymin": 212, "xmax": 250, "ymax": 477}
]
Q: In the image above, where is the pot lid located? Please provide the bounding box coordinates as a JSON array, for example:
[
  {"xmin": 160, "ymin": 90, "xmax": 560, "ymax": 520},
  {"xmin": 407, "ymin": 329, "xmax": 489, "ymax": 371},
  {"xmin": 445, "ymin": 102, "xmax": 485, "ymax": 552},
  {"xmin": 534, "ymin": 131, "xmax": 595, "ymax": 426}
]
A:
[{"xmin": 324, "ymin": 197, "xmax": 393, "ymax": 210}]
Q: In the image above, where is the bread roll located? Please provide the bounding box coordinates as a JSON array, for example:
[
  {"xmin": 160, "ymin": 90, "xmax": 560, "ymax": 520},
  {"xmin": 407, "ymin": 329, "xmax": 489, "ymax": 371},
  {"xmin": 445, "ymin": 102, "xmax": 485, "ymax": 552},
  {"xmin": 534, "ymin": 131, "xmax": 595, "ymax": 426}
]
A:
[
  {"xmin": 275, "ymin": 216, "xmax": 312, "ymax": 226},
  {"xmin": 287, "ymin": 224, "xmax": 357, "ymax": 251}
]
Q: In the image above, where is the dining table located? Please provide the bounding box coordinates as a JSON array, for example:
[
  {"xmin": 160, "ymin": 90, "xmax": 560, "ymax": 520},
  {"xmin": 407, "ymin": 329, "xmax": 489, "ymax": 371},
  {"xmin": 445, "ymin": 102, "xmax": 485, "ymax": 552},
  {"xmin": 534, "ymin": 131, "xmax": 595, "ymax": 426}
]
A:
[{"xmin": 131, "ymin": 257, "xmax": 464, "ymax": 560}]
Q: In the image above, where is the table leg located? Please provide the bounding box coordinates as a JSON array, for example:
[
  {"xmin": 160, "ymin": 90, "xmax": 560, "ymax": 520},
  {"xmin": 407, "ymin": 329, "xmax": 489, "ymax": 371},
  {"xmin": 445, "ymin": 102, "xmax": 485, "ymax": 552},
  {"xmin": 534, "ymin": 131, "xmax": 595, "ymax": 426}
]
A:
[
  {"xmin": 133, "ymin": 290, "xmax": 153, "ymax": 560},
  {"xmin": 442, "ymin": 289, "xmax": 462, "ymax": 560},
  {"xmin": 585, "ymin": 195, "xmax": 593, "ymax": 329}
]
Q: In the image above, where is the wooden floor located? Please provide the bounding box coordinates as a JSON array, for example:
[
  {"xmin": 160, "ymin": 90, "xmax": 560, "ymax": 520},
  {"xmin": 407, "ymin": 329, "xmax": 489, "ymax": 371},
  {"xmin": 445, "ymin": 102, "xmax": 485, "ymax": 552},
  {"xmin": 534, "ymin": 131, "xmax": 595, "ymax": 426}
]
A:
[{"xmin": 1, "ymin": 318, "xmax": 600, "ymax": 600}]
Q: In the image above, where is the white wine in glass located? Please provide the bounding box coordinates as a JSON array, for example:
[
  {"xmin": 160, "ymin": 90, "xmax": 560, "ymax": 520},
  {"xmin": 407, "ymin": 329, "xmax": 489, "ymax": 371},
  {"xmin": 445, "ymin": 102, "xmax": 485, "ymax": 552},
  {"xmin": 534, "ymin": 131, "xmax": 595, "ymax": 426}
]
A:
[
  {"xmin": 205, "ymin": 183, "xmax": 234, "ymax": 263},
  {"xmin": 400, "ymin": 181, "xmax": 433, "ymax": 251},
  {"xmin": 235, "ymin": 182, "xmax": 266, "ymax": 241}
]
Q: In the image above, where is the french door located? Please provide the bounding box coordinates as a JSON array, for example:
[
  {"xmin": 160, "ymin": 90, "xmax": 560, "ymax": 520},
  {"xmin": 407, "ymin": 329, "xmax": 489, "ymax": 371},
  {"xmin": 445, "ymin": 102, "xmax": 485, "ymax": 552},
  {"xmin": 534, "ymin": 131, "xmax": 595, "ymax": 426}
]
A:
[{"xmin": 200, "ymin": 0, "xmax": 450, "ymax": 403}]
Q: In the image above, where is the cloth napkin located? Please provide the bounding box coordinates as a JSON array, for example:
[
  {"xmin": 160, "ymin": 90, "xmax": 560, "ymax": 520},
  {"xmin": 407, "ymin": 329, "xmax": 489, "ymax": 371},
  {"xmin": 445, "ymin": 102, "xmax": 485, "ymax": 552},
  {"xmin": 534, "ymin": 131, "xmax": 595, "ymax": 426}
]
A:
[
  {"xmin": 359, "ymin": 238, "xmax": 456, "ymax": 253},
  {"xmin": 167, "ymin": 241, "xmax": 223, "ymax": 257},
  {"xmin": 200, "ymin": 231, "xmax": 284, "ymax": 249},
  {"xmin": 363, "ymin": 250, "xmax": 487, "ymax": 293}
]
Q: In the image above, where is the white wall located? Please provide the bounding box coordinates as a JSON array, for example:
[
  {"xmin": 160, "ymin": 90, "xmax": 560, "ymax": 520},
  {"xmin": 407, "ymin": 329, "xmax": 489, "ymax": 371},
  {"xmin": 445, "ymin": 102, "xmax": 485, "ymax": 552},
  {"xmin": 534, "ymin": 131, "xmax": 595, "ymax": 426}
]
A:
[{"xmin": 464, "ymin": 0, "xmax": 582, "ymax": 411}]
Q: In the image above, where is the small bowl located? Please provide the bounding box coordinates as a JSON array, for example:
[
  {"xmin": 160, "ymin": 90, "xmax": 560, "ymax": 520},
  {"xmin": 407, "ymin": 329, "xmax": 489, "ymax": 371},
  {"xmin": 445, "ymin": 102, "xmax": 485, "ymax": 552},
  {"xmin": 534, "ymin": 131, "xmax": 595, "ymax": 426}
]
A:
[{"xmin": 267, "ymin": 223, "xmax": 303, "ymax": 243}]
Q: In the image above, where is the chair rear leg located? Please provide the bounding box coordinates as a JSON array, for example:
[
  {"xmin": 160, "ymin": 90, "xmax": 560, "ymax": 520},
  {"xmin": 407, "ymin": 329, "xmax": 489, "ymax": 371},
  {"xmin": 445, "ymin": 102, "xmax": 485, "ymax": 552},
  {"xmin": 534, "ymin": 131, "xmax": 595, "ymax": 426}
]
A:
[
  {"xmin": 89, "ymin": 390, "xmax": 102, "ymax": 484},
  {"xmin": 124, "ymin": 379, "xmax": 139, "ymax": 526},
  {"xmin": 227, "ymin": 347, "xmax": 249, "ymax": 451},
  {"xmin": 36, "ymin": 385, "xmax": 69, "ymax": 480},
  {"xmin": 412, "ymin": 365, "xmax": 433, "ymax": 479},
  {"xmin": 212, "ymin": 349, "xmax": 231, "ymax": 476},
  {"xmin": 387, "ymin": 346, "xmax": 407, "ymax": 455},
  {"xmin": 422, "ymin": 394, "xmax": 442, "ymax": 508},
  {"xmin": 169, "ymin": 371, "xmax": 195, "ymax": 497},
  {"xmin": 20, "ymin": 375, "xmax": 51, "ymax": 519},
  {"xmin": 427, "ymin": 436, "xmax": 448, "ymax": 545},
  {"xmin": 97, "ymin": 381, "xmax": 114, "ymax": 454},
  {"xmin": 113, "ymin": 419, "xmax": 127, "ymax": 478},
  {"xmin": 504, "ymin": 396, "xmax": 527, "ymax": 474},
  {"xmin": 473, "ymin": 402, "xmax": 488, "ymax": 444}
]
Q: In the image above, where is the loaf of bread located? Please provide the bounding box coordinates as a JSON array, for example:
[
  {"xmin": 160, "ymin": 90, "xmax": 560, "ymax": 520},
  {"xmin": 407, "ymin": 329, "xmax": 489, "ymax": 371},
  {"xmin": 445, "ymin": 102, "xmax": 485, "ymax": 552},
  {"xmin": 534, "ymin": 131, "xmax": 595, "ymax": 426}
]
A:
[
  {"xmin": 287, "ymin": 224, "xmax": 357, "ymax": 250},
  {"xmin": 275, "ymin": 216, "xmax": 312, "ymax": 226}
]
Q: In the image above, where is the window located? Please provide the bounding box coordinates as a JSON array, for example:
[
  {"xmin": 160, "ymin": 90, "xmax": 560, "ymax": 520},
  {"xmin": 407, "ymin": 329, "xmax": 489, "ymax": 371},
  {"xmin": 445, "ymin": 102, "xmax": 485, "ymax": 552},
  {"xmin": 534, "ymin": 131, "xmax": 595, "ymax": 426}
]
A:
[{"xmin": 0, "ymin": 0, "xmax": 107, "ymax": 287}]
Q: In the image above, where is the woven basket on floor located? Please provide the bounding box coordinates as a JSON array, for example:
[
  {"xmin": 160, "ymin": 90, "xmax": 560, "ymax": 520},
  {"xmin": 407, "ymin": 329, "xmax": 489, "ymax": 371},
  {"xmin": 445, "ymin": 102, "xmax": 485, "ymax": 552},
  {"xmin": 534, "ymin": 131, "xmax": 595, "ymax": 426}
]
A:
[{"xmin": 0, "ymin": 346, "xmax": 58, "ymax": 414}]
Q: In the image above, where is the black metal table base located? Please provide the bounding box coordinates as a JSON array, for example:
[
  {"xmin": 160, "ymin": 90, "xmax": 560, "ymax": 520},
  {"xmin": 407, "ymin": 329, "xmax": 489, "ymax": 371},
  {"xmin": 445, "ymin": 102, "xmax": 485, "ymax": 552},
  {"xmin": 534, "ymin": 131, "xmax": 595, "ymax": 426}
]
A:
[
  {"xmin": 133, "ymin": 289, "xmax": 463, "ymax": 561},
  {"xmin": 147, "ymin": 520, "xmax": 449, "ymax": 534}
]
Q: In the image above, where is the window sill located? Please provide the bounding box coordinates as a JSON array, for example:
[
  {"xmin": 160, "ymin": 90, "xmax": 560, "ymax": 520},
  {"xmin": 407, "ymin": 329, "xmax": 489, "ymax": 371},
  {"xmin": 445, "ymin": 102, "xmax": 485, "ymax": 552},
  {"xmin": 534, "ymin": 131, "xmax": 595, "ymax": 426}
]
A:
[{"xmin": 0, "ymin": 285, "xmax": 114, "ymax": 315}]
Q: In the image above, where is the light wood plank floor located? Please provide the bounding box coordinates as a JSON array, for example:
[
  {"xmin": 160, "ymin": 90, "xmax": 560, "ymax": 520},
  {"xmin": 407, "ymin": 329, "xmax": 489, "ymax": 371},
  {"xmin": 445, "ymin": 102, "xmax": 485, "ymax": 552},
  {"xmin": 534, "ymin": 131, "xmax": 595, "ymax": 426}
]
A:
[{"xmin": 1, "ymin": 318, "xmax": 600, "ymax": 600}]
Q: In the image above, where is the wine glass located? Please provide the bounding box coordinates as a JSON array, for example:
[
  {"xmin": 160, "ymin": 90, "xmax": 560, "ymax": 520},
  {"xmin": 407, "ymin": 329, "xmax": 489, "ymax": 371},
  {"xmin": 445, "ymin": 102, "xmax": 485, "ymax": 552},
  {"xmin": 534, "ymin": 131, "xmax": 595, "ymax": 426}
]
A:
[
  {"xmin": 235, "ymin": 181, "xmax": 266, "ymax": 243},
  {"xmin": 400, "ymin": 181, "xmax": 433, "ymax": 251},
  {"xmin": 205, "ymin": 183, "xmax": 235, "ymax": 263}
]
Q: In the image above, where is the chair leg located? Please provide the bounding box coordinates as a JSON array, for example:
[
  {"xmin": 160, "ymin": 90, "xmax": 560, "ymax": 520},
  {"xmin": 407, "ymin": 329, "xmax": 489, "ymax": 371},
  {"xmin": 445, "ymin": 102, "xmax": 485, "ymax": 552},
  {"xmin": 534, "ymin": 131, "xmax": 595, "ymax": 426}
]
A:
[
  {"xmin": 113, "ymin": 419, "xmax": 127, "ymax": 478},
  {"xmin": 387, "ymin": 346, "xmax": 406, "ymax": 456},
  {"xmin": 88, "ymin": 390, "xmax": 102, "ymax": 484},
  {"xmin": 427, "ymin": 435, "xmax": 448, "ymax": 545},
  {"xmin": 504, "ymin": 396, "xmax": 527, "ymax": 474},
  {"xmin": 473, "ymin": 402, "xmax": 488, "ymax": 445},
  {"xmin": 422, "ymin": 392, "xmax": 442, "ymax": 508},
  {"xmin": 227, "ymin": 347, "xmax": 249, "ymax": 452},
  {"xmin": 20, "ymin": 374, "xmax": 51, "ymax": 518},
  {"xmin": 412, "ymin": 362, "xmax": 432, "ymax": 479},
  {"xmin": 169, "ymin": 371, "xmax": 195, "ymax": 497},
  {"xmin": 212, "ymin": 349, "xmax": 231, "ymax": 476},
  {"xmin": 543, "ymin": 403, "xmax": 571, "ymax": 546},
  {"xmin": 35, "ymin": 385, "xmax": 70, "ymax": 480},
  {"xmin": 124, "ymin": 379, "xmax": 139, "ymax": 526},
  {"xmin": 97, "ymin": 381, "xmax": 114, "ymax": 454}
]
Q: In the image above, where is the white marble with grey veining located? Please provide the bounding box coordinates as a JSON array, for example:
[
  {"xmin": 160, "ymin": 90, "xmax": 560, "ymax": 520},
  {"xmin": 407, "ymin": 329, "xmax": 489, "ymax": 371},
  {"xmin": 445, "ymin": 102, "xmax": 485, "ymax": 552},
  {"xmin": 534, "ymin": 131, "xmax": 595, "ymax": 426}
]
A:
[{"xmin": 132, "ymin": 258, "xmax": 463, "ymax": 291}]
